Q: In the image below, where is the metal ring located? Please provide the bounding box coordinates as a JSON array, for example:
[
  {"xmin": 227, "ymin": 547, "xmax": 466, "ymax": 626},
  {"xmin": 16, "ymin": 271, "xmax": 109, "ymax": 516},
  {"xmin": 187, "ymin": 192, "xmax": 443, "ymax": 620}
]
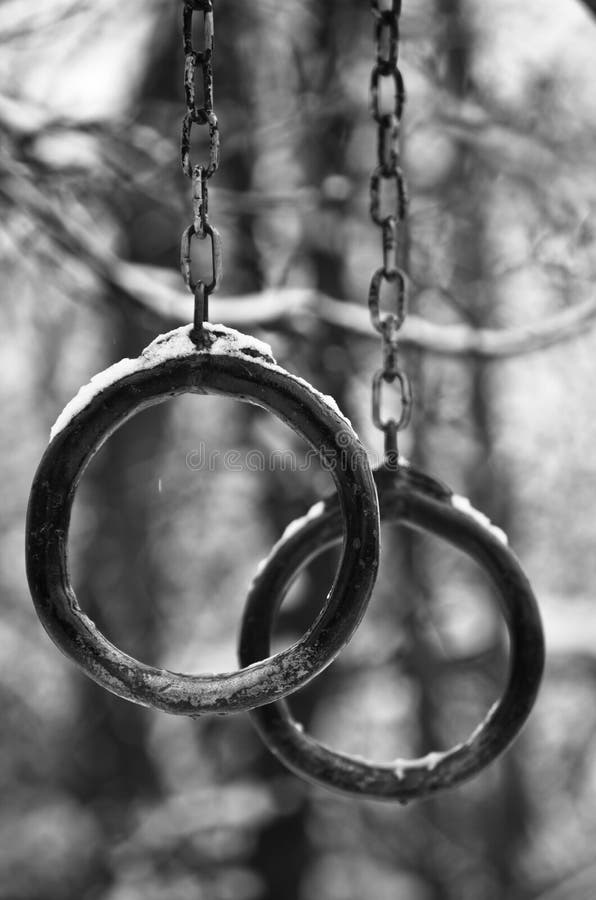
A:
[
  {"xmin": 374, "ymin": 14, "xmax": 399, "ymax": 76},
  {"xmin": 238, "ymin": 463, "xmax": 544, "ymax": 800},
  {"xmin": 180, "ymin": 221, "xmax": 222, "ymax": 294},
  {"xmin": 26, "ymin": 324, "xmax": 380, "ymax": 716},
  {"xmin": 372, "ymin": 368, "xmax": 412, "ymax": 432},
  {"xmin": 368, "ymin": 266, "xmax": 407, "ymax": 332},
  {"xmin": 370, "ymin": 66, "xmax": 405, "ymax": 124},
  {"xmin": 370, "ymin": 167, "xmax": 407, "ymax": 226}
]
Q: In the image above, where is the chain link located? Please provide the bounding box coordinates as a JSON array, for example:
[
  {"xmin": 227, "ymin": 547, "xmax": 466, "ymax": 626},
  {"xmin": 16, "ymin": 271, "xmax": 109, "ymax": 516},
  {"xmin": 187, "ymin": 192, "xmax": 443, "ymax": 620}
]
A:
[
  {"xmin": 368, "ymin": 0, "xmax": 411, "ymax": 456},
  {"xmin": 180, "ymin": 0, "xmax": 222, "ymax": 335}
]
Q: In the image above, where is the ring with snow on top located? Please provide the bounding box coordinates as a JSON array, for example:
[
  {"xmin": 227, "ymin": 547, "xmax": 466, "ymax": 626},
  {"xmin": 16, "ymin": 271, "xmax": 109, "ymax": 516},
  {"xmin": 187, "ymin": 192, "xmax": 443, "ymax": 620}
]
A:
[
  {"xmin": 238, "ymin": 462, "xmax": 544, "ymax": 800},
  {"xmin": 26, "ymin": 323, "xmax": 380, "ymax": 716}
]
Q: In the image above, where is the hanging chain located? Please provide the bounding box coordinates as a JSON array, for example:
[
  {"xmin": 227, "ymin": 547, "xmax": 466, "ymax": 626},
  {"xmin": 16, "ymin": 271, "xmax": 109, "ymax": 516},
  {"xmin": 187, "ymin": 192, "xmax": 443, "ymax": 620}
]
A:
[
  {"xmin": 180, "ymin": 0, "xmax": 223, "ymax": 336},
  {"xmin": 368, "ymin": 0, "xmax": 411, "ymax": 460}
]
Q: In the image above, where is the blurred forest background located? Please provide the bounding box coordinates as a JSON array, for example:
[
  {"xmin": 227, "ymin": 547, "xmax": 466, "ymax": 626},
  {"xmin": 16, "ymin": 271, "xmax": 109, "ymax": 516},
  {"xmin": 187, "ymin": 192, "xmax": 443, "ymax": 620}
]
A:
[{"xmin": 3, "ymin": 0, "xmax": 596, "ymax": 898}]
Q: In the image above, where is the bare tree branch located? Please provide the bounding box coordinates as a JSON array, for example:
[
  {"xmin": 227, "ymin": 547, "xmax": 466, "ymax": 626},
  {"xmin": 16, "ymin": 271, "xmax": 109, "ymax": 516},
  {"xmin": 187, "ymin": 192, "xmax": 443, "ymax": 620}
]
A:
[
  {"xmin": 109, "ymin": 259, "xmax": 596, "ymax": 360},
  {"xmin": 8, "ymin": 163, "xmax": 596, "ymax": 361},
  {"xmin": 4, "ymin": 98, "xmax": 596, "ymax": 362}
]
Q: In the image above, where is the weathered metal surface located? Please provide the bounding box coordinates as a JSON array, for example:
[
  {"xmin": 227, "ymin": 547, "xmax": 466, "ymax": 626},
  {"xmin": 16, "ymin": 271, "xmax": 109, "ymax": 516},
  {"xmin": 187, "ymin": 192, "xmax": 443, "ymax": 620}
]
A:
[
  {"xmin": 26, "ymin": 324, "xmax": 380, "ymax": 716},
  {"xmin": 180, "ymin": 0, "xmax": 221, "ymax": 334},
  {"xmin": 239, "ymin": 463, "xmax": 545, "ymax": 801},
  {"xmin": 367, "ymin": 0, "xmax": 411, "ymax": 457},
  {"xmin": 181, "ymin": 0, "xmax": 218, "ymax": 181}
]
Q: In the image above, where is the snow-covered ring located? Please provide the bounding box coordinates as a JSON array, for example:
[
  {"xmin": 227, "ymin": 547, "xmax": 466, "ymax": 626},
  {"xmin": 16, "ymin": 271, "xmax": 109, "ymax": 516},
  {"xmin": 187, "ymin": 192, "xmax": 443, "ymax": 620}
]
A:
[
  {"xmin": 384, "ymin": 457, "xmax": 507, "ymax": 545},
  {"xmin": 391, "ymin": 701, "xmax": 501, "ymax": 780},
  {"xmin": 50, "ymin": 323, "xmax": 353, "ymax": 440},
  {"xmin": 252, "ymin": 460, "xmax": 508, "ymax": 585},
  {"xmin": 280, "ymin": 500, "xmax": 327, "ymax": 544},
  {"xmin": 387, "ymin": 459, "xmax": 507, "ymax": 546},
  {"xmin": 450, "ymin": 493, "xmax": 509, "ymax": 545},
  {"xmin": 393, "ymin": 751, "xmax": 444, "ymax": 780},
  {"xmin": 253, "ymin": 499, "xmax": 327, "ymax": 580}
]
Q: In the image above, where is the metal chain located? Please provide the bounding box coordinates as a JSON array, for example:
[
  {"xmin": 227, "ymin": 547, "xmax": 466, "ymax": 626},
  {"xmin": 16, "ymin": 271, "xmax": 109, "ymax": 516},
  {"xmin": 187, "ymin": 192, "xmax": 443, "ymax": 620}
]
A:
[
  {"xmin": 180, "ymin": 0, "xmax": 223, "ymax": 336},
  {"xmin": 368, "ymin": 0, "xmax": 411, "ymax": 459}
]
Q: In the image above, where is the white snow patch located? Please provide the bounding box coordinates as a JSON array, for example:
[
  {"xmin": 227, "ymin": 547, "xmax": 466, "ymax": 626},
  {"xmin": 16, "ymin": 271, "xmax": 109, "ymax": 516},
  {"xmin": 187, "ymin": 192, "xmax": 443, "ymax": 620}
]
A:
[
  {"xmin": 252, "ymin": 500, "xmax": 329, "ymax": 587},
  {"xmin": 392, "ymin": 702, "xmax": 501, "ymax": 780},
  {"xmin": 50, "ymin": 324, "xmax": 274, "ymax": 439},
  {"xmin": 450, "ymin": 493, "xmax": 509, "ymax": 545},
  {"xmin": 49, "ymin": 323, "xmax": 351, "ymax": 441},
  {"xmin": 268, "ymin": 369, "xmax": 352, "ymax": 430},
  {"xmin": 254, "ymin": 556, "xmax": 269, "ymax": 578},
  {"xmin": 280, "ymin": 500, "xmax": 326, "ymax": 543},
  {"xmin": 393, "ymin": 751, "xmax": 446, "ymax": 780},
  {"xmin": 465, "ymin": 701, "xmax": 500, "ymax": 746},
  {"xmin": 50, "ymin": 355, "xmax": 142, "ymax": 440}
]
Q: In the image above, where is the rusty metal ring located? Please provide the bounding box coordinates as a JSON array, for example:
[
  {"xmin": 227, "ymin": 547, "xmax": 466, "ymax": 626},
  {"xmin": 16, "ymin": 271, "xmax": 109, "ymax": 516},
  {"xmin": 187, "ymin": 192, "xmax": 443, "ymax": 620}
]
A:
[
  {"xmin": 26, "ymin": 324, "xmax": 379, "ymax": 716},
  {"xmin": 239, "ymin": 463, "xmax": 544, "ymax": 800}
]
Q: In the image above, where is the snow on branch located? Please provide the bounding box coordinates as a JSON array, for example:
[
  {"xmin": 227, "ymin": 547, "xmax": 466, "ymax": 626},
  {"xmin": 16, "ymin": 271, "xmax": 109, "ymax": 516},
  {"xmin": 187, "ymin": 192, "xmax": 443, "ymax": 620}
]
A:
[
  {"xmin": 114, "ymin": 259, "xmax": 596, "ymax": 360},
  {"xmin": 7, "ymin": 162, "xmax": 596, "ymax": 362},
  {"xmin": 4, "ymin": 95, "xmax": 596, "ymax": 362}
]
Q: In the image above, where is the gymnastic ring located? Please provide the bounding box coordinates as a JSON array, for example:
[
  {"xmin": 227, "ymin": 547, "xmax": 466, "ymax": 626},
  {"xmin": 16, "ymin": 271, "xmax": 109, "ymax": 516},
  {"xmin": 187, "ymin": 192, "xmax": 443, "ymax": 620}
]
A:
[
  {"xmin": 26, "ymin": 323, "xmax": 380, "ymax": 716},
  {"xmin": 238, "ymin": 461, "xmax": 544, "ymax": 800}
]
